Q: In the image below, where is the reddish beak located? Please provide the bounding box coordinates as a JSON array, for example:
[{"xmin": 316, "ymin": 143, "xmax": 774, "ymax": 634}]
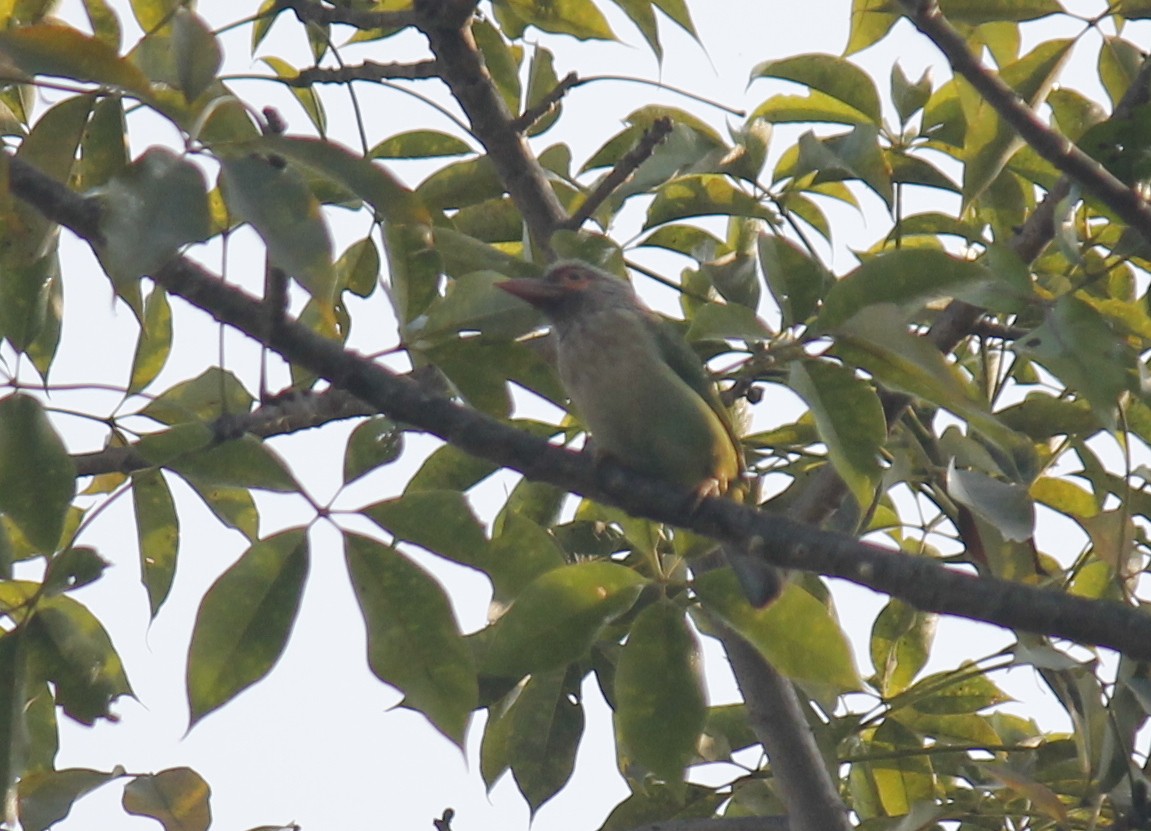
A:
[{"xmin": 497, "ymin": 278, "xmax": 565, "ymax": 308}]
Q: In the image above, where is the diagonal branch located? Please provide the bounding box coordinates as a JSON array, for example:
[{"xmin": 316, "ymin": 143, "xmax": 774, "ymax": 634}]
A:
[
  {"xmin": 412, "ymin": 0, "xmax": 566, "ymax": 250},
  {"xmin": 786, "ymin": 51, "xmax": 1151, "ymax": 529},
  {"xmin": 900, "ymin": 0, "xmax": 1151, "ymax": 247},
  {"xmin": 11, "ymin": 155, "xmax": 1151, "ymax": 660},
  {"xmin": 559, "ymin": 117, "xmax": 674, "ymax": 231}
]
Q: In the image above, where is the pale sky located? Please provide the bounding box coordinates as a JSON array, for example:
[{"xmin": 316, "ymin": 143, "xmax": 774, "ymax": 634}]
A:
[{"xmin": 25, "ymin": 1, "xmax": 1143, "ymax": 830}]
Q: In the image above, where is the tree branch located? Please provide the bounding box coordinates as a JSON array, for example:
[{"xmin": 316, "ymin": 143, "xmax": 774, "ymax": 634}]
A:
[
  {"xmin": 720, "ymin": 628, "xmax": 849, "ymax": 831},
  {"xmin": 412, "ymin": 0, "xmax": 566, "ymax": 251},
  {"xmin": 558, "ymin": 116, "xmax": 674, "ymax": 231},
  {"xmin": 276, "ymin": 0, "xmax": 419, "ymax": 31},
  {"xmin": 510, "ymin": 71, "xmax": 581, "ymax": 132},
  {"xmin": 784, "ymin": 49, "xmax": 1151, "ymax": 530},
  {"xmin": 293, "ymin": 60, "xmax": 441, "ymax": 86},
  {"xmin": 11, "ymin": 156, "xmax": 1151, "ymax": 660},
  {"xmin": 899, "ymin": 0, "xmax": 1151, "ymax": 247}
]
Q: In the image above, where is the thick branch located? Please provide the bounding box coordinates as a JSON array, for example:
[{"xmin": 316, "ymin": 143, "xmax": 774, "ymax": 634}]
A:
[
  {"xmin": 786, "ymin": 50, "xmax": 1151, "ymax": 529},
  {"xmin": 412, "ymin": 0, "xmax": 567, "ymax": 250},
  {"xmin": 11, "ymin": 152, "xmax": 1151, "ymax": 656},
  {"xmin": 900, "ymin": 0, "xmax": 1151, "ymax": 247},
  {"xmin": 721, "ymin": 629, "xmax": 849, "ymax": 831}
]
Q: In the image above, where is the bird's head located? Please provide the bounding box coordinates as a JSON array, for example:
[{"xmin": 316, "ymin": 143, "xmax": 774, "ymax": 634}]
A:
[{"xmin": 497, "ymin": 260, "xmax": 639, "ymax": 322}]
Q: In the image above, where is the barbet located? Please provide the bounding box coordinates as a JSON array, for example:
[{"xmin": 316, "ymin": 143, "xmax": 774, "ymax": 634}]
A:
[{"xmin": 499, "ymin": 260, "xmax": 781, "ymax": 606}]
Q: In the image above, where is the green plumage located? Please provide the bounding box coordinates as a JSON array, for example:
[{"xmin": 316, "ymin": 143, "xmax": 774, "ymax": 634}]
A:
[{"xmin": 499, "ymin": 260, "xmax": 780, "ymax": 606}]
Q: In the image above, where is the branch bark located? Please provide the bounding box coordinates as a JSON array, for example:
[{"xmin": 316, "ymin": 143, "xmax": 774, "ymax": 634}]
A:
[
  {"xmin": 900, "ymin": 0, "xmax": 1151, "ymax": 247},
  {"xmin": 412, "ymin": 0, "xmax": 566, "ymax": 251},
  {"xmin": 11, "ymin": 155, "xmax": 1151, "ymax": 661}
]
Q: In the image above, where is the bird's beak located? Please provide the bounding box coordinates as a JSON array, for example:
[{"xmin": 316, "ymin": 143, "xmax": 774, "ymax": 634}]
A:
[{"xmin": 496, "ymin": 278, "xmax": 565, "ymax": 308}]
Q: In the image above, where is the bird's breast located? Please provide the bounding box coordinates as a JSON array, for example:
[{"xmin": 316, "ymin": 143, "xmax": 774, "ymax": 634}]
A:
[{"xmin": 553, "ymin": 311, "xmax": 737, "ymax": 489}]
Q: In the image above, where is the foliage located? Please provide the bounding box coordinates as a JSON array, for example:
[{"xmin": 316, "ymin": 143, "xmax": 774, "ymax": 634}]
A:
[{"xmin": 1, "ymin": 0, "xmax": 1151, "ymax": 829}]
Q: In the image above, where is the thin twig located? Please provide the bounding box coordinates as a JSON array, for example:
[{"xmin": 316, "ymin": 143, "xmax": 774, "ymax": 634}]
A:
[
  {"xmin": 293, "ymin": 60, "xmax": 441, "ymax": 86},
  {"xmin": 276, "ymin": 0, "xmax": 419, "ymax": 30},
  {"xmin": 560, "ymin": 117, "xmax": 674, "ymax": 230},
  {"xmin": 510, "ymin": 71, "xmax": 581, "ymax": 132}
]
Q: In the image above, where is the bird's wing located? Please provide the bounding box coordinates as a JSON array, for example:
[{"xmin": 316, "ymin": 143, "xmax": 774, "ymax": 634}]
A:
[{"xmin": 647, "ymin": 313, "xmax": 745, "ymax": 475}]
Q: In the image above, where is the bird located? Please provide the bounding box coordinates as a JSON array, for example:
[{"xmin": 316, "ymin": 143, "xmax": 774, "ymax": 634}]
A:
[{"xmin": 498, "ymin": 259, "xmax": 781, "ymax": 606}]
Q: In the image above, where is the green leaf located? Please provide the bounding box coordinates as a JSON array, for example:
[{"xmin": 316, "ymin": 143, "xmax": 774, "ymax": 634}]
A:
[
  {"xmin": 948, "ymin": 465, "xmax": 1035, "ymax": 542},
  {"xmin": 486, "ymin": 513, "xmax": 566, "ymax": 602},
  {"xmin": 0, "ymin": 630, "xmax": 28, "ymax": 810},
  {"xmin": 17, "ymin": 768, "xmax": 122, "ymax": 831},
  {"xmin": 258, "ymin": 135, "xmax": 432, "ymax": 225},
  {"xmin": 684, "ymin": 301, "xmax": 771, "ymax": 342},
  {"xmin": 431, "ymin": 227, "xmax": 540, "ymax": 280},
  {"xmin": 218, "ymin": 151, "xmax": 334, "ymax": 298},
  {"xmin": 344, "ymin": 533, "xmax": 477, "ymax": 746},
  {"xmin": 171, "ymin": 9, "xmax": 220, "ymax": 101},
  {"xmin": 608, "ymin": 0, "xmax": 660, "ymax": 59},
  {"xmin": 1030, "ymin": 477, "xmax": 1098, "ymax": 519},
  {"xmin": 645, "ymin": 174, "xmax": 772, "ymax": 229},
  {"xmin": 524, "ymin": 46, "xmax": 562, "ymax": 136},
  {"xmin": 845, "ymin": 0, "xmax": 900, "ymax": 55},
  {"xmin": 615, "ymin": 599, "xmax": 706, "ymax": 781},
  {"xmin": 505, "ymin": 668, "xmax": 584, "ymax": 814},
  {"xmin": 758, "ymin": 233, "xmax": 831, "ymax": 326},
  {"xmin": 500, "ymin": 0, "xmax": 615, "ymax": 40},
  {"xmin": 28, "ymin": 596, "xmax": 132, "ymax": 725},
  {"xmin": 369, "ymin": 129, "xmax": 473, "ymax": 159},
  {"xmin": 186, "ymin": 529, "xmax": 309, "ymax": 726},
  {"xmin": 407, "ymin": 445, "xmax": 501, "ymax": 494},
  {"xmin": 0, "ymin": 394, "xmax": 75, "ymax": 553},
  {"xmin": 750, "ymin": 53, "xmax": 882, "ymax": 125},
  {"xmin": 868, "ymin": 719, "xmax": 935, "ymax": 815},
  {"xmin": 751, "ymin": 90, "xmax": 877, "ymax": 126},
  {"xmin": 893, "ymin": 666, "xmax": 1012, "ymax": 715},
  {"xmin": 418, "ymin": 156, "xmax": 506, "ymax": 211},
  {"xmin": 261, "ymin": 57, "xmax": 327, "ymax": 136},
  {"xmin": 939, "ymin": 0, "xmax": 1064, "ymax": 23},
  {"xmin": 0, "ymin": 23, "xmax": 151, "ymax": 96},
  {"xmin": 891, "ymin": 63, "xmax": 933, "ymax": 125},
  {"xmin": 42, "ymin": 546, "xmax": 108, "ymax": 596},
  {"xmin": 128, "ymin": 286, "xmax": 172, "ymax": 393},
  {"xmin": 958, "ymin": 40, "xmax": 1072, "ymax": 206},
  {"xmin": 132, "ymin": 469, "xmax": 179, "ymax": 617},
  {"xmin": 342, "ymin": 417, "xmax": 403, "ymax": 484},
  {"xmin": 818, "ymin": 248, "xmax": 996, "ymax": 330},
  {"xmin": 178, "ymin": 476, "xmax": 259, "ymax": 541},
  {"xmin": 482, "ymin": 562, "xmax": 645, "ymax": 678},
  {"xmin": 168, "ymin": 436, "xmax": 298, "ymax": 493},
  {"xmin": 141, "ymin": 367, "xmax": 254, "ymax": 425},
  {"xmin": 78, "ymin": 96, "xmax": 128, "ymax": 191},
  {"xmin": 793, "ymin": 126, "xmax": 893, "ymax": 207},
  {"xmin": 0, "ymin": 248, "xmax": 58, "ymax": 353},
  {"xmin": 1099, "ymin": 36, "xmax": 1145, "ymax": 109},
  {"xmin": 335, "ymin": 237, "xmax": 380, "ymax": 298},
  {"xmin": 365, "ymin": 490, "xmax": 489, "ymax": 566},
  {"xmin": 122, "ymin": 768, "xmax": 211, "ymax": 831},
  {"xmin": 695, "ymin": 573, "xmax": 861, "ymax": 694},
  {"xmin": 870, "ymin": 600, "xmax": 936, "ymax": 697},
  {"xmin": 789, "ymin": 359, "xmax": 885, "ymax": 508},
  {"xmin": 833, "ymin": 309, "xmax": 1027, "ymax": 457},
  {"xmin": 89, "ymin": 148, "xmax": 211, "ymax": 285},
  {"xmin": 1014, "ymin": 295, "xmax": 1135, "ymax": 429}
]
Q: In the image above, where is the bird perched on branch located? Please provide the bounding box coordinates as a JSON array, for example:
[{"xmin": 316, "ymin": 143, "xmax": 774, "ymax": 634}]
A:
[{"xmin": 498, "ymin": 259, "xmax": 781, "ymax": 606}]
